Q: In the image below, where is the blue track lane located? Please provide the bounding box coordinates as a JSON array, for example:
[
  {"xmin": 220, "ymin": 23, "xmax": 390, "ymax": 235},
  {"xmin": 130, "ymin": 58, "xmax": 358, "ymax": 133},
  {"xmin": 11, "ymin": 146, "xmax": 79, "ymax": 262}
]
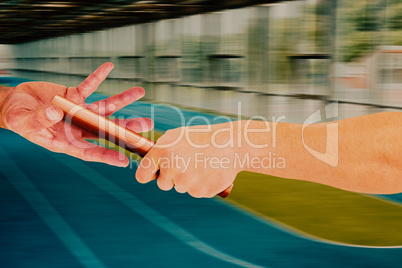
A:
[
  {"xmin": 2, "ymin": 128, "xmax": 402, "ymax": 268},
  {"xmin": 1, "ymin": 81, "xmax": 402, "ymax": 267}
]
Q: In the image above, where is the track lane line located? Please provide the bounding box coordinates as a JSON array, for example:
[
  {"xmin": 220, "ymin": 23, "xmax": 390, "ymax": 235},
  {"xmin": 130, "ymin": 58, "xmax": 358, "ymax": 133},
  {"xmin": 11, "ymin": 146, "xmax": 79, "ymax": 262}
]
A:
[
  {"xmin": 0, "ymin": 147, "xmax": 107, "ymax": 268},
  {"xmin": 46, "ymin": 151, "xmax": 265, "ymax": 268}
]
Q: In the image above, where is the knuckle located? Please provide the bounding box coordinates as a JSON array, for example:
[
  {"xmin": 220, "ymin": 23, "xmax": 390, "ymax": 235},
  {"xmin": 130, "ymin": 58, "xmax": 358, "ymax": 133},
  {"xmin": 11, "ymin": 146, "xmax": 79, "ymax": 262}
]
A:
[
  {"xmin": 97, "ymin": 148, "xmax": 109, "ymax": 162},
  {"xmin": 173, "ymin": 174, "xmax": 185, "ymax": 187},
  {"xmin": 157, "ymin": 179, "xmax": 173, "ymax": 191},
  {"xmin": 164, "ymin": 129, "xmax": 174, "ymax": 135},
  {"xmin": 91, "ymin": 72, "xmax": 100, "ymax": 82},
  {"xmin": 156, "ymin": 134, "xmax": 169, "ymax": 145},
  {"xmin": 188, "ymin": 185, "xmax": 210, "ymax": 198},
  {"xmin": 188, "ymin": 188, "xmax": 203, "ymax": 198},
  {"xmin": 189, "ymin": 192, "xmax": 202, "ymax": 198},
  {"xmin": 96, "ymin": 102, "xmax": 106, "ymax": 115},
  {"xmin": 122, "ymin": 92, "xmax": 133, "ymax": 104},
  {"xmin": 174, "ymin": 183, "xmax": 187, "ymax": 194},
  {"xmin": 162, "ymin": 128, "xmax": 179, "ymax": 140}
]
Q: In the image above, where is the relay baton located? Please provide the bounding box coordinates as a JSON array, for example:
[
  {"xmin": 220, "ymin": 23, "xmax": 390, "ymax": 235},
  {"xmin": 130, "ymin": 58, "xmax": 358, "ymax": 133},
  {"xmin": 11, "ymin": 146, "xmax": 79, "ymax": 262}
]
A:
[{"xmin": 51, "ymin": 95, "xmax": 233, "ymax": 198}]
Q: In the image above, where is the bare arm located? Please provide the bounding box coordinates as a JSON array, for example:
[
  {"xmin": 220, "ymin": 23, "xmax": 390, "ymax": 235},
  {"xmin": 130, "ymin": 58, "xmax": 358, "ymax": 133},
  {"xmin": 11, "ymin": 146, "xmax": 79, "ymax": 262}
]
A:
[
  {"xmin": 244, "ymin": 112, "xmax": 402, "ymax": 194},
  {"xmin": 136, "ymin": 112, "xmax": 402, "ymax": 197}
]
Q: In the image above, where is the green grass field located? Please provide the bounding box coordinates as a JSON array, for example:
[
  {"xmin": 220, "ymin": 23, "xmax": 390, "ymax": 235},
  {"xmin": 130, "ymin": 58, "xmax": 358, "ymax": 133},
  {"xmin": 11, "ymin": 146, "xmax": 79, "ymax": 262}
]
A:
[{"xmin": 228, "ymin": 172, "xmax": 402, "ymax": 247}]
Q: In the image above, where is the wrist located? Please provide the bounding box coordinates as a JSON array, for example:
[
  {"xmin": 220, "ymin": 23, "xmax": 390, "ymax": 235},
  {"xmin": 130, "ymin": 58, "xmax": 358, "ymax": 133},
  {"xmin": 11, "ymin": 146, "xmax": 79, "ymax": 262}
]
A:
[
  {"xmin": 235, "ymin": 119, "xmax": 286, "ymax": 175},
  {"xmin": 0, "ymin": 86, "xmax": 13, "ymax": 129}
]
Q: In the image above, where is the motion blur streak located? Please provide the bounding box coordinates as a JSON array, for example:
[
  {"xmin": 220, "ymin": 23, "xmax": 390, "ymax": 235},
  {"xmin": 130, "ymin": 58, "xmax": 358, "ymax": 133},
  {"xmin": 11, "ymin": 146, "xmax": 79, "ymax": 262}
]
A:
[
  {"xmin": 0, "ymin": 147, "xmax": 106, "ymax": 268},
  {"xmin": 46, "ymin": 150, "xmax": 264, "ymax": 268},
  {"xmin": 217, "ymin": 198, "xmax": 402, "ymax": 249}
]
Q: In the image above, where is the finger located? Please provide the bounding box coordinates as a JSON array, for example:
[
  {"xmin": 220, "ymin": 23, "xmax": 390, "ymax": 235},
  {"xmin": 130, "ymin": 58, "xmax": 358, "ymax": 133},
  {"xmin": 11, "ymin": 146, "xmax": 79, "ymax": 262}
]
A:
[
  {"xmin": 64, "ymin": 141, "xmax": 129, "ymax": 167},
  {"xmin": 156, "ymin": 170, "xmax": 175, "ymax": 191},
  {"xmin": 7, "ymin": 105, "xmax": 64, "ymax": 134},
  {"xmin": 136, "ymin": 150, "xmax": 160, "ymax": 184},
  {"xmin": 172, "ymin": 175, "xmax": 189, "ymax": 194},
  {"xmin": 78, "ymin": 62, "xmax": 114, "ymax": 99},
  {"xmin": 80, "ymin": 129, "xmax": 98, "ymax": 140},
  {"xmin": 88, "ymin": 87, "xmax": 145, "ymax": 116},
  {"xmin": 112, "ymin": 117, "xmax": 154, "ymax": 133},
  {"xmin": 35, "ymin": 130, "xmax": 128, "ymax": 167},
  {"xmin": 174, "ymin": 184, "xmax": 188, "ymax": 194},
  {"xmin": 81, "ymin": 117, "xmax": 154, "ymax": 139}
]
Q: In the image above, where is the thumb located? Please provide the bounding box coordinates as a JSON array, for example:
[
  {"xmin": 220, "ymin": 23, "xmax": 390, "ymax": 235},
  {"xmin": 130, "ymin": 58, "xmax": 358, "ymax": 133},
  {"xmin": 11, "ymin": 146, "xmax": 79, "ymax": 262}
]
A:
[{"xmin": 9, "ymin": 105, "xmax": 64, "ymax": 134}]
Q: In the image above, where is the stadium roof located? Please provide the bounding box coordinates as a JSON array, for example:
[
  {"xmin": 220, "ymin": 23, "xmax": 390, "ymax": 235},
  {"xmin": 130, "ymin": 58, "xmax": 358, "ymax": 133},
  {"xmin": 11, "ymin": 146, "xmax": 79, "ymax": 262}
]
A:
[{"xmin": 0, "ymin": 0, "xmax": 289, "ymax": 44}]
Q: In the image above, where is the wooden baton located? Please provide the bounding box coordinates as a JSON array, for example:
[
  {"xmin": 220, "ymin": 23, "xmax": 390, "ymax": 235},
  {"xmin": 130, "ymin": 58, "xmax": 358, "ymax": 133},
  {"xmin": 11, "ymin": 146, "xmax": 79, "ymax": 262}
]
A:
[{"xmin": 51, "ymin": 95, "xmax": 233, "ymax": 198}]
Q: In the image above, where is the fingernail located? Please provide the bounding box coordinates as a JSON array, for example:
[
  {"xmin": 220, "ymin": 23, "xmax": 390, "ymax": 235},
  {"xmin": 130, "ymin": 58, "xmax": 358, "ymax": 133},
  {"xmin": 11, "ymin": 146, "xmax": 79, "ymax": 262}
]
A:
[
  {"xmin": 46, "ymin": 107, "xmax": 62, "ymax": 121},
  {"xmin": 106, "ymin": 62, "xmax": 114, "ymax": 71}
]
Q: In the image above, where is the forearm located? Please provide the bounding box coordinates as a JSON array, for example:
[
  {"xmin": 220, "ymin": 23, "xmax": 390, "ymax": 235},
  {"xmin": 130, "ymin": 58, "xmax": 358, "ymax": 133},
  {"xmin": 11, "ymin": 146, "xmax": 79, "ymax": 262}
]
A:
[
  {"xmin": 239, "ymin": 112, "xmax": 402, "ymax": 194},
  {"xmin": 0, "ymin": 86, "xmax": 12, "ymax": 129}
]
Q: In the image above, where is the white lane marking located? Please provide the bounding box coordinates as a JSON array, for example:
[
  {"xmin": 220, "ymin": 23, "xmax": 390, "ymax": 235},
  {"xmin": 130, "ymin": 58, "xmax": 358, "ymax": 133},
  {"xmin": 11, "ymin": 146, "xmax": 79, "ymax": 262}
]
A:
[
  {"xmin": 0, "ymin": 147, "xmax": 107, "ymax": 268},
  {"xmin": 216, "ymin": 198, "xmax": 402, "ymax": 249},
  {"xmin": 48, "ymin": 152, "xmax": 265, "ymax": 268}
]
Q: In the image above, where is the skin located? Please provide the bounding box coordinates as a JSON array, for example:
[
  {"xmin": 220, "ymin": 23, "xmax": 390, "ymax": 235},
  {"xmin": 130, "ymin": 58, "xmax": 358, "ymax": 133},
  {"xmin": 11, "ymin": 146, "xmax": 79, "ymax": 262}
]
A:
[
  {"xmin": 1, "ymin": 62, "xmax": 401, "ymax": 198},
  {"xmin": 136, "ymin": 113, "xmax": 402, "ymax": 198},
  {"xmin": 0, "ymin": 62, "xmax": 153, "ymax": 167}
]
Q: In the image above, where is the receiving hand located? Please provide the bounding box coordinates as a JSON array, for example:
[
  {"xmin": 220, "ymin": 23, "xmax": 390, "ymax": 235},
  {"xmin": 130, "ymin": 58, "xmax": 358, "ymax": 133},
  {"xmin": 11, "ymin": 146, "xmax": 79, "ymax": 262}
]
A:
[{"xmin": 0, "ymin": 62, "xmax": 153, "ymax": 167}]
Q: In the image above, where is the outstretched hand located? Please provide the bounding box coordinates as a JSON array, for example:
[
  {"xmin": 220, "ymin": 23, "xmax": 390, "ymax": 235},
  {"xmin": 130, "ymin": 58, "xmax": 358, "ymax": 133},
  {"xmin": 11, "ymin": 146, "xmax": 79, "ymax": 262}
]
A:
[{"xmin": 0, "ymin": 62, "xmax": 153, "ymax": 167}]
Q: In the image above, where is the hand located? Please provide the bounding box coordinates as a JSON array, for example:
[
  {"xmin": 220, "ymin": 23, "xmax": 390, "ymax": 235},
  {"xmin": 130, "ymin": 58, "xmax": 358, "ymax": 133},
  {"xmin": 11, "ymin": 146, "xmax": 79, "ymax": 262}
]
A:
[
  {"xmin": 135, "ymin": 122, "xmax": 243, "ymax": 198},
  {"xmin": 0, "ymin": 62, "xmax": 153, "ymax": 167}
]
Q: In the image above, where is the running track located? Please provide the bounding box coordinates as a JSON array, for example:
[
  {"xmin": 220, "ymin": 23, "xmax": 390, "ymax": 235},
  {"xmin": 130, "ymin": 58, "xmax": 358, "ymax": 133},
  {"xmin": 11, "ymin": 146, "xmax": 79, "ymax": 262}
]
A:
[{"xmin": 1, "ymin": 82, "xmax": 402, "ymax": 267}]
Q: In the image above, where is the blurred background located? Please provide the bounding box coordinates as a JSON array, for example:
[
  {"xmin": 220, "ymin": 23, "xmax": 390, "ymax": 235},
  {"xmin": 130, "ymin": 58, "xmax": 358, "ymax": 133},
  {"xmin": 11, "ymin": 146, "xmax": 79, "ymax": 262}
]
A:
[
  {"xmin": 1, "ymin": 0, "xmax": 402, "ymax": 122},
  {"xmin": 2, "ymin": 1, "xmax": 402, "ymax": 267}
]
